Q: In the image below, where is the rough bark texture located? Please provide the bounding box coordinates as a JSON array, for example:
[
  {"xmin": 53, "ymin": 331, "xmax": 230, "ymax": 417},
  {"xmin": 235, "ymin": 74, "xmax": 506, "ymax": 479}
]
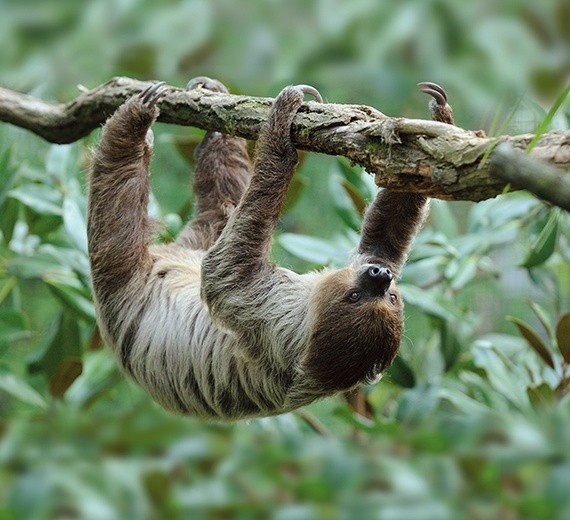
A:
[{"xmin": 1, "ymin": 77, "xmax": 569, "ymax": 202}]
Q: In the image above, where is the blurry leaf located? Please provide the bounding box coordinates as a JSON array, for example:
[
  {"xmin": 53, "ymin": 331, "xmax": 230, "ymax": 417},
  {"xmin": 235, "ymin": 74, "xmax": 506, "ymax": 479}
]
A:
[
  {"xmin": 527, "ymin": 85, "xmax": 570, "ymax": 153},
  {"xmin": 0, "ymin": 309, "xmax": 29, "ymax": 344},
  {"xmin": 62, "ymin": 197, "xmax": 87, "ymax": 254},
  {"xmin": 481, "ymin": 93, "xmax": 525, "ymax": 164},
  {"xmin": 0, "ymin": 148, "xmax": 17, "ymax": 205},
  {"xmin": 40, "ymin": 244, "xmax": 90, "ymax": 277},
  {"xmin": 521, "ymin": 210, "xmax": 559, "ymax": 268},
  {"xmin": 527, "ymin": 383, "xmax": 556, "ymax": 409},
  {"xmin": 0, "ymin": 197, "xmax": 20, "ymax": 246},
  {"xmin": 556, "ymin": 313, "xmax": 570, "ymax": 363},
  {"xmin": 336, "ymin": 158, "xmax": 375, "ymax": 202},
  {"xmin": 399, "ymin": 284, "xmax": 455, "ymax": 321},
  {"xmin": 472, "ymin": 341, "xmax": 531, "ymax": 409},
  {"xmin": 45, "ymin": 143, "xmax": 76, "ymax": 180},
  {"xmin": 341, "ymin": 179, "xmax": 367, "ymax": 217},
  {"xmin": 401, "ymin": 256, "xmax": 446, "ymax": 287},
  {"xmin": 395, "ymin": 383, "xmax": 439, "ymax": 425},
  {"xmin": 449, "ymin": 255, "xmax": 478, "ymax": 290},
  {"xmin": 142, "ymin": 469, "xmax": 172, "ymax": 508},
  {"xmin": 8, "ymin": 184, "xmax": 62, "ymax": 216},
  {"xmin": 430, "ymin": 201, "xmax": 459, "ymax": 239},
  {"xmin": 386, "ymin": 355, "xmax": 415, "ymax": 388},
  {"xmin": 283, "ymin": 176, "xmax": 308, "ymax": 214},
  {"xmin": 507, "ymin": 316, "xmax": 555, "ymax": 368},
  {"xmin": 49, "ymin": 357, "xmax": 82, "ymax": 398},
  {"xmin": 328, "ymin": 173, "xmax": 362, "ymax": 231},
  {"xmin": 28, "ymin": 312, "xmax": 82, "ymax": 378},
  {"xmin": 7, "ymin": 254, "xmax": 62, "ymax": 279},
  {"xmin": 440, "ymin": 323, "xmax": 462, "ymax": 371},
  {"xmin": 0, "ymin": 277, "xmax": 18, "ymax": 305},
  {"xmin": 160, "ymin": 212, "xmax": 183, "ymax": 243},
  {"xmin": 65, "ymin": 350, "xmax": 120, "ymax": 409},
  {"xmin": 278, "ymin": 233, "xmax": 348, "ymax": 266},
  {"xmin": 27, "ymin": 214, "xmax": 62, "ymax": 237},
  {"xmin": 173, "ymin": 135, "xmax": 201, "ymax": 165},
  {"xmin": 0, "ymin": 366, "xmax": 46, "ymax": 409},
  {"xmin": 44, "ymin": 275, "xmax": 96, "ymax": 322},
  {"xmin": 528, "ymin": 300, "xmax": 555, "ymax": 340}
]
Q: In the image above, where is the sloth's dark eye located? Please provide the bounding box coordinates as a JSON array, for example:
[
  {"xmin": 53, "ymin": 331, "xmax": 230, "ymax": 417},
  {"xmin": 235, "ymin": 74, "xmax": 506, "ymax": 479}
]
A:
[
  {"xmin": 389, "ymin": 293, "xmax": 398, "ymax": 304},
  {"xmin": 347, "ymin": 290, "xmax": 361, "ymax": 303}
]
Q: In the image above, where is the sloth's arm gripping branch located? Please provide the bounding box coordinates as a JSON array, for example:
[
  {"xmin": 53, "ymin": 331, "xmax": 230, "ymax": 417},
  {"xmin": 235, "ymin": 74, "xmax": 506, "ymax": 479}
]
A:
[{"xmin": 200, "ymin": 86, "xmax": 320, "ymax": 329}]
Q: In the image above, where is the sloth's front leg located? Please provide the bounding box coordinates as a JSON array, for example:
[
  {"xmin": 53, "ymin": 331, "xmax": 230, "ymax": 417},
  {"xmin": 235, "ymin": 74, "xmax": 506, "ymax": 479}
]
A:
[{"xmin": 201, "ymin": 84, "xmax": 322, "ymax": 331}]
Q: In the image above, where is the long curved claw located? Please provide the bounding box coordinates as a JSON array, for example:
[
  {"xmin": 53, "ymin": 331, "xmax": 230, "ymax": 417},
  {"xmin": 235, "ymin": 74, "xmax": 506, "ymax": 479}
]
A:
[
  {"xmin": 417, "ymin": 81, "xmax": 447, "ymax": 107},
  {"xmin": 139, "ymin": 81, "xmax": 167, "ymax": 107},
  {"xmin": 186, "ymin": 76, "xmax": 229, "ymax": 94},
  {"xmin": 295, "ymin": 84, "xmax": 323, "ymax": 103}
]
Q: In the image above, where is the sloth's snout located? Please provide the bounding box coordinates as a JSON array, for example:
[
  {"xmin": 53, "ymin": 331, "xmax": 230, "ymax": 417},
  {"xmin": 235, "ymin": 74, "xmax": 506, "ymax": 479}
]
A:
[
  {"xmin": 363, "ymin": 264, "xmax": 393, "ymax": 296},
  {"xmin": 367, "ymin": 265, "xmax": 392, "ymax": 282}
]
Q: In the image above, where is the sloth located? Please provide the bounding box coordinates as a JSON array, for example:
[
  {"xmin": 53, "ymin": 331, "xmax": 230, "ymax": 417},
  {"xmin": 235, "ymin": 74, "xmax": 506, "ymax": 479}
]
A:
[{"xmin": 88, "ymin": 78, "xmax": 453, "ymax": 420}]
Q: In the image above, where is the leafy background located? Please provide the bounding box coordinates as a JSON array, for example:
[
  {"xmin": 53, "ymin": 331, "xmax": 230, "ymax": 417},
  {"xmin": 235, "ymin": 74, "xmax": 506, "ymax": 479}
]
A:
[{"xmin": 1, "ymin": 0, "xmax": 569, "ymax": 518}]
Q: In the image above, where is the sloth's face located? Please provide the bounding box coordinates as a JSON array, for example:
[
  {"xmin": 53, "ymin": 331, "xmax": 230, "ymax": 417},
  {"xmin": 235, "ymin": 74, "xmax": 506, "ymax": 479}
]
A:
[{"xmin": 304, "ymin": 267, "xmax": 404, "ymax": 391}]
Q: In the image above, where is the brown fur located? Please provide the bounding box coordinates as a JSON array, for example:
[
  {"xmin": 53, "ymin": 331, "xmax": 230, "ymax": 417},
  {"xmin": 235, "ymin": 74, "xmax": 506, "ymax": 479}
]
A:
[{"xmin": 87, "ymin": 80, "xmax": 439, "ymax": 420}]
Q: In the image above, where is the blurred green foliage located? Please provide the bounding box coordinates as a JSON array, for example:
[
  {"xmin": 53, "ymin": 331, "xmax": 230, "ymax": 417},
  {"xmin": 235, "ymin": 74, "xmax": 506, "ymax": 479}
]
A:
[{"xmin": 1, "ymin": 0, "xmax": 570, "ymax": 518}]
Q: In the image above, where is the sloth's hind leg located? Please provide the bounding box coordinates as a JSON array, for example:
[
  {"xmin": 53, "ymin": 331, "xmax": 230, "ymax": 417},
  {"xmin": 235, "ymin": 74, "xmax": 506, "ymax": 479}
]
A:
[{"xmin": 175, "ymin": 77, "xmax": 252, "ymax": 251}]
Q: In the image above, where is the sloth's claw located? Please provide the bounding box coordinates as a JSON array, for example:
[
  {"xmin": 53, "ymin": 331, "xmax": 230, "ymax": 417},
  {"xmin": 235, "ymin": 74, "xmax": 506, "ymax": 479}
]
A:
[
  {"xmin": 186, "ymin": 76, "xmax": 229, "ymax": 94},
  {"xmin": 138, "ymin": 81, "xmax": 167, "ymax": 107},
  {"xmin": 417, "ymin": 81, "xmax": 447, "ymax": 107},
  {"xmin": 295, "ymin": 84, "xmax": 323, "ymax": 103}
]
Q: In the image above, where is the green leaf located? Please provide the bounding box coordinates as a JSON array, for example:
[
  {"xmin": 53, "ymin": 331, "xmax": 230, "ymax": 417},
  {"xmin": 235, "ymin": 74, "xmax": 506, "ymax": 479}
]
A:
[
  {"xmin": 336, "ymin": 158, "xmax": 375, "ymax": 202},
  {"xmin": 386, "ymin": 355, "xmax": 416, "ymax": 388},
  {"xmin": 527, "ymin": 300, "xmax": 555, "ymax": 341},
  {"xmin": 49, "ymin": 357, "xmax": 83, "ymax": 398},
  {"xmin": 28, "ymin": 312, "xmax": 83, "ymax": 378},
  {"xmin": 430, "ymin": 200, "xmax": 459, "ymax": 239},
  {"xmin": 398, "ymin": 284, "xmax": 455, "ymax": 321},
  {"xmin": 0, "ymin": 197, "xmax": 20, "ymax": 246},
  {"xmin": 7, "ymin": 254, "xmax": 62, "ymax": 279},
  {"xmin": 507, "ymin": 316, "xmax": 555, "ymax": 368},
  {"xmin": 328, "ymin": 173, "xmax": 362, "ymax": 231},
  {"xmin": 556, "ymin": 313, "xmax": 570, "ymax": 364},
  {"xmin": 341, "ymin": 179, "xmax": 367, "ymax": 217},
  {"xmin": 65, "ymin": 350, "xmax": 120, "ymax": 409},
  {"xmin": 62, "ymin": 197, "xmax": 88, "ymax": 253},
  {"xmin": 0, "ymin": 309, "xmax": 29, "ymax": 344},
  {"xmin": 0, "ymin": 367, "xmax": 47, "ymax": 409},
  {"xmin": 282, "ymin": 176, "xmax": 307, "ymax": 214},
  {"xmin": 526, "ymin": 85, "xmax": 570, "ymax": 153},
  {"xmin": 527, "ymin": 383, "xmax": 556, "ymax": 409},
  {"xmin": 44, "ymin": 274, "xmax": 96, "ymax": 322},
  {"xmin": 0, "ymin": 147, "xmax": 18, "ymax": 206},
  {"xmin": 45, "ymin": 143, "xmax": 77, "ymax": 180},
  {"xmin": 440, "ymin": 322, "xmax": 463, "ymax": 371},
  {"xmin": 8, "ymin": 184, "xmax": 63, "ymax": 216},
  {"xmin": 521, "ymin": 210, "xmax": 559, "ymax": 268},
  {"xmin": 449, "ymin": 255, "xmax": 479, "ymax": 290},
  {"xmin": 278, "ymin": 233, "xmax": 349, "ymax": 266}
]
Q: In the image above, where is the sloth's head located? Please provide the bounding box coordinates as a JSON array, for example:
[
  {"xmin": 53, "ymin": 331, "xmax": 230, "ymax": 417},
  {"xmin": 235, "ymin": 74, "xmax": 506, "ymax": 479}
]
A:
[{"xmin": 305, "ymin": 265, "xmax": 404, "ymax": 391}]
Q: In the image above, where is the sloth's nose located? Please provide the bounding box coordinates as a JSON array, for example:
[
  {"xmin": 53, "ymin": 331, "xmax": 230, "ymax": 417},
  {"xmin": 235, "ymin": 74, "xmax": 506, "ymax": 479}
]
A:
[
  {"xmin": 367, "ymin": 265, "xmax": 392, "ymax": 282},
  {"xmin": 365, "ymin": 264, "xmax": 393, "ymax": 296}
]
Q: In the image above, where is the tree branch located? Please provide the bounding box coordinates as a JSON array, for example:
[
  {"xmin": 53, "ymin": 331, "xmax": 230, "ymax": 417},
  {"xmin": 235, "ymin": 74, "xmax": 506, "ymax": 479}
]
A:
[
  {"xmin": 1, "ymin": 77, "xmax": 569, "ymax": 203},
  {"xmin": 489, "ymin": 143, "xmax": 570, "ymax": 212}
]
